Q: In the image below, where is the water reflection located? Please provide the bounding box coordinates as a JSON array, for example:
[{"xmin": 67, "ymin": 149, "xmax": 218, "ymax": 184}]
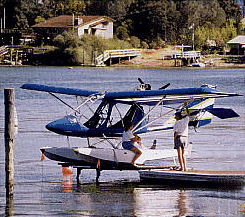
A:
[
  {"xmin": 176, "ymin": 190, "xmax": 188, "ymax": 217},
  {"xmin": 75, "ymin": 182, "xmax": 135, "ymax": 216},
  {"xmin": 56, "ymin": 180, "xmax": 194, "ymax": 216},
  {"xmin": 134, "ymin": 187, "xmax": 191, "ymax": 216},
  {"xmin": 61, "ymin": 167, "xmax": 73, "ymax": 193},
  {"xmin": 38, "ymin": 170, "xmax": 245, "ymax": 217}
]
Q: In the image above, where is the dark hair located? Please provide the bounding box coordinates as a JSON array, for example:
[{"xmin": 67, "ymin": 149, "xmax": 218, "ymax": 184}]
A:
[
  {"xmin": 124, "ymin": 122, "xmax": 133, "ymax": 131},
  {"xmin": 175, "ymin": 111, "xmax": 182, "ymax": 119}
]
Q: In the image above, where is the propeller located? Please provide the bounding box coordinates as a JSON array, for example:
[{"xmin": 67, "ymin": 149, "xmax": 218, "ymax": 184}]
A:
[
  {"xmin": 159, "ymin": 83, "xmax": 170, "ymax": 90},
  {"xmin": 137, "ymin": 78, "xmax": 151, "ymax": 90},
  {"xmin": 137, "ymin": 78, "xmax": 170, "ymax": 90}
]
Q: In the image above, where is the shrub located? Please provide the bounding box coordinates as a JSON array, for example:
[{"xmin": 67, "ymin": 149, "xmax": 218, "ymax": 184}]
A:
[
  {"xmin": 116, "ymin": 26, "xmax": 129, "ymax": 40},
  {"xmin": 130, "ymin": 36, "xmax": 141, "ymax": 48},
  {"xmin": 141, "ymin": 41, "xmax": 149, "ymax": 49},
  {"xmin": 44, "ymin": 33, "xmax": 133, "ymax": 65}
]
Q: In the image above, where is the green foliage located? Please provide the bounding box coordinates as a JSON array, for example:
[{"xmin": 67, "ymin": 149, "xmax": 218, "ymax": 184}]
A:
[
  {"xmin": 217, "ymin": 0, "xmax": 242, "ymax": 28},
  {"xmin": 148, "ymin": 36, "xmax": 166, "ymax": 49},
  {"xmin": 35, "ymin": 16, "xmax": 46, "ymax": 24},
  {"xmin": 53, "ymin": 31, "xmax": 81, "ymax": 50},
  {"xmin": 116, "ymin": 26, "xmax": 129, "ymax": 40},
  {"xmin": 195, "ymin": 19, "xmax": 237, "ymax": 52},
  {"xmin": 220, "ymin": 19, "xmax": 237, "ymax": 42},
  {"xmin": 141, "ymin": 41, "xmax": 149, "ymax": 49},
  {"xmin": 45, "ymin": 33, "xmax": 132, "ymax": 65},
  {"xmin": 56, "ymin": 0, "xmax": 86, "ymax": 15},
  {"xmin": 120, "ymin": 0, "xmax": 241, "ymax": 48},
  {"xmin": 1, "ymin": 0, "xmax": 242, "ymax": 54},
  {"xmin": 78, "ymin": 35, "xmax": 132, "ymax": 64},
  {"xmin": 130, "ymin": 36, "xmax": 141, "ymax": 48}
]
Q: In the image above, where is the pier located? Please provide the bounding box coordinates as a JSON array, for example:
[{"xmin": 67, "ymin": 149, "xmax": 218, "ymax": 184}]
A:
[
  {"xmin": 94, "ymin": 49, "xmax": 142, "ymax": 66},
  {"xmin": 0, "ymin": 46, "xmax": 46, "ymax": 65},
  {"xmin": 163, "ymin": 45, "xmax": 201, "ymax": 67}
]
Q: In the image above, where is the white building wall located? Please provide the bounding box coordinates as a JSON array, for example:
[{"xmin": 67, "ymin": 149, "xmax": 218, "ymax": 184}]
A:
[{"xmin": 77, "ymin": 20, "xmax": 113, "ymax": 39}]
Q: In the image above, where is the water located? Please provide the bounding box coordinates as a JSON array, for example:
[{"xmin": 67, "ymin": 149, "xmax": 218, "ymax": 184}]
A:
[{"xmin": 0, "ymin": 66, "xmax": 244, "ymax": 216}]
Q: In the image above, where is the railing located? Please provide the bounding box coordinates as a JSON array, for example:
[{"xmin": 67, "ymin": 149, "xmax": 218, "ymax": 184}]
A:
[
  {"xmin": 171, "ymin": 51, "xmax": 201, "ymax": 59},
  {"xmin": 95, "ymin": 49, "xmax": 142, "ymax": 66},
  {"xmin": 0, "ymin": 46, "xmax": 8, "ymax": 56}
]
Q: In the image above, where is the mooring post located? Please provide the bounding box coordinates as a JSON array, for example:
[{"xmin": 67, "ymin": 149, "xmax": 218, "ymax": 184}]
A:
[
  {"xmin": 91, "ymin": 50, "xmax": 94, "ymax": 65},
  {"xmin": 4, "ymin": 88, "xmax": 15, "ymax": 198},
  {"xmin": 94, "ymin": 49, "xmax": 97, "ymax": 65},
  {"xmin": 83, "ymin": 49, "xmax": 85, "ymax": 65}
]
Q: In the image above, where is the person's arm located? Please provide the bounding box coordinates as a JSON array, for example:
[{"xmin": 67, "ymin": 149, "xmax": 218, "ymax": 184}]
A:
[{"xmin": 184, "ymin": 101, "xmax": 190, "ymax": 117}]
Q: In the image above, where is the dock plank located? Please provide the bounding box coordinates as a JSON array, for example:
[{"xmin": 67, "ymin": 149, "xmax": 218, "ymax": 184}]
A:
[{"xmin": 139, "ymin": 169, "xmax": 245, "ymax": 185}]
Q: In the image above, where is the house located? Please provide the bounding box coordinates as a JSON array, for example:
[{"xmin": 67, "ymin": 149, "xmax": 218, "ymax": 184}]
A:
[
  {"xmin": 227, "ymin": 35, "xmax": 245, "ymax": 54},
  {"xmin": 32, "ymin": 15, "xmax": 114, "ymax": 40}
]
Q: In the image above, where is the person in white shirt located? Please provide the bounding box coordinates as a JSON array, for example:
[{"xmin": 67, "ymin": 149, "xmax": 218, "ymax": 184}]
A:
[
  {"xmin": 122, "ymin": 122, "xmax": 142, "ymax": 165},
  {"xmin": 173, "ymin": 102, "xmax": 190, "ymax": 171}
]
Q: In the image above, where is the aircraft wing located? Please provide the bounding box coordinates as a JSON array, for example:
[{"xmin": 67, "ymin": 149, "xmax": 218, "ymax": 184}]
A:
[
  {"xmin": 21, "ymin": 84, "xmax": 241, "ymax": 104},
  {"xmin": 104, "ymin": 87, "xmax": 241, "ymax": 104},
  {"xmin": 21, "ymin": 83, "xmax": 101, "ymax": 97}
]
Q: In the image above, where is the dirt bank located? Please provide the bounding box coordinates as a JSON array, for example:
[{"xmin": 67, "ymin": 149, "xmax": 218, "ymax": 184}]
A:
[{"xmin": 115, "ymin": 48, "xmax": 245, "ymax": 69}]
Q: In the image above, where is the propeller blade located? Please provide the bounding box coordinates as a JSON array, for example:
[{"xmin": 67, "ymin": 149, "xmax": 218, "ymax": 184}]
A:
[
  {"xmin": 159, "ymin": 83, "xmax": 170, "ymax": 90},
  {"xmin": 138, "ymin": 78, "xmax": 170, "ymax": 90},
  {"xmin": 138, "ymin": 78, "xmax": 144, "ymax": 84}
]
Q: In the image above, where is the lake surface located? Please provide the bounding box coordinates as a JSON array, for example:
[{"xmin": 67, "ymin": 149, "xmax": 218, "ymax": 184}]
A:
[{"xmin": 0, "ymin": 66, "xmax": 244, "ymax": 216}]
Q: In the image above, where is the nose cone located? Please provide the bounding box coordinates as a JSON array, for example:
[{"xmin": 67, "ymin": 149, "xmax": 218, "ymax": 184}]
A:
[{"xmin": 46, "ymin": 115, "xmax": 88, "ymax": 136}]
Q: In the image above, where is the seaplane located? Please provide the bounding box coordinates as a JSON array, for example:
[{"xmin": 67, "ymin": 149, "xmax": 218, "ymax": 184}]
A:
[{"xmin": 21, "ymin": 79, "xmax": 241, "ymax": 182}]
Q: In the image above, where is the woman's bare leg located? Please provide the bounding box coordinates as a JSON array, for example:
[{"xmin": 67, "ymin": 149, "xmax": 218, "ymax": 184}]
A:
[
  {"xmin": 182, "ymin": 149, "xmax": 186, "ymax": 171},
  {"xmin": 177, "ymin": 148, "xmax": 183, "ymax": 171},
  {"xmin": 131, "ymin": 147, "xmax": 142, "ymax": 164}
]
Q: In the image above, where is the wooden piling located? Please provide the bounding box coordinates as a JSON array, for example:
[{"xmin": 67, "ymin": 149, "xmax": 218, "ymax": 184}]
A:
[
  {"xmin": 4, "ymin": 88, "xmax": 15, "ymax": 198},
  {"xmin": 83, "ymin": 49, "xmax": 85, "ymax": 65}
]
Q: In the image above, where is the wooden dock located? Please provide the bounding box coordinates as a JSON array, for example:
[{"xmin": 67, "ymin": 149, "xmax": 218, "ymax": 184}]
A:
[
  {"xmin": 163, "ymin": 45, "xmax": 202, "ymax": 67},
  {"xmin": 139, "ymin": 169, "xmax": 245, "ymax": 186},
  {"xmin": 95, "ymin": 49, "xmax": 142, "ymax": 66}
]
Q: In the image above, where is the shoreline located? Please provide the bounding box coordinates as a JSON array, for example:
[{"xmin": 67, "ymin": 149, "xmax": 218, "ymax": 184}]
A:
[
  {"xmin": 1, "ymin": 48, "xmax": 245, "ymax": 69},
  {"xmin": 114, "ymin": 48, "xmax": 245, "ymax": 69}
]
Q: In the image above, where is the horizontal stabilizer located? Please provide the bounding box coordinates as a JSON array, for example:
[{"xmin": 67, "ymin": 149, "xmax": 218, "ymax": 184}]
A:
[{"xmin": 207, "ymin": 108, "xmax": 239, "ymax": 119}]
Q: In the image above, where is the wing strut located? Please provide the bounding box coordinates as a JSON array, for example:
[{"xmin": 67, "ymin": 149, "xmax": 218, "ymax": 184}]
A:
[
  {"xmin": 134, "ymin": 103, "xmax": 185, "ymax": 133},
  {"xmin": 49, "ymin": 92, "xmax": 80, "ymax": 114},
  {"xmin": 132, "ymin": 96, "xmax": 166, "ymax": 133}
]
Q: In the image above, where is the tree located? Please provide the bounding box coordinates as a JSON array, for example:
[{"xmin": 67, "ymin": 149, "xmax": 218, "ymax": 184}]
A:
[
  {"xmin": 195, "ymin": 19, "xmax": 237, "ymax": 51},
  {"xmin": 22, "ymin": 0, "xmax": 53, "ymax": 27},
  {"xmin": 126, "ymin": 0, "xmax": 169, "ymax": 42},
  {"xmin": 35, "ymin": 16, "xmax": 46, "ymax": 24},
  {"xmin": 53, "ymin": 31, "xmax": 81, "ymax": 49},
  {"xmin": 116, "ymin": 26, "xmax": 129, "ymax": 40},
  {"xmin": 220, "ymin": 19, "xmax": 237, "ymax": 42},
  {"xmin": 49, "ymin": 31, "xmax": 82, "ymax": 65},
  {"xmin": 218, "ymin": 0, "xmax": 242, "ymax": 29},
  {"xmin": 107, "ymin": 0, "xmax": 133, "ymax": 19},
  {"xmin": 2, "ymin": 0, "xmax": 28, "ymax": 29}
]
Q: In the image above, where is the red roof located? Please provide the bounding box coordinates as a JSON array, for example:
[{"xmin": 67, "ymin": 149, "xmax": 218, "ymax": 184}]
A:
[{"xmin": 32, "ymin": 15, "xmax": 113, "ymax": 28}]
